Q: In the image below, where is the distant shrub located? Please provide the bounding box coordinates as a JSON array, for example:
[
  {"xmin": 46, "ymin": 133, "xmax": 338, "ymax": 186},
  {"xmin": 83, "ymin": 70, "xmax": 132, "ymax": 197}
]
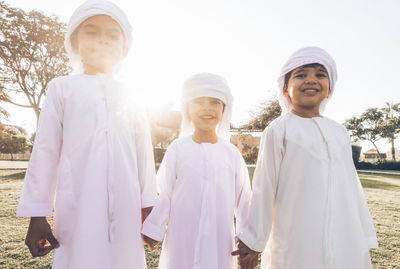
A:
[
  {"xmin": 352, "ymin": 145, "xmax": 362, "ymax": 164},
  {"xmin": 355, "ymin": 160, "xmax": 400, "ymax": 171}
]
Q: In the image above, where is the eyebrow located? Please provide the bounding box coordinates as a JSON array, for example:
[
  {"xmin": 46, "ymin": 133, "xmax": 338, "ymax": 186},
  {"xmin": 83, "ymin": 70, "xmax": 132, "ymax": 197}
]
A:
[
  {"xmin": 316, "ymin": 67, "xmax": 328, "ymax": 73},
  {"xmin": 107, "ymin": 28, "xmax": 122, "ymax": 34},
  {"xmin": 81, "ymin": 24, "xmax": 122, "ymax": 33},
  {"xmin": 292, "ymin": 68, "xmax": 306, "ymax": 75},
  {"xmin": 292, "ymin": 66, "xmax": 328, "ymax": 75},
  {"xmin": 81, "ymin": 24, "xmax": 97, "ymax": 30}
]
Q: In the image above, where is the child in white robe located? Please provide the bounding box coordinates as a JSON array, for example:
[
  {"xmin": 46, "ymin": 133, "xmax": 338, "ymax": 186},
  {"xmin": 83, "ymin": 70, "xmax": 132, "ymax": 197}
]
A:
[
  {"xmin": 141, "ymin": 73, "xmax": 252, "ymax": 269},
  {"xmin": 234, "ymin": 47, "xmax": 378, "ymax": 269},
  {"xmin": 16, "ymin": 1, "xmax": 157, "ymax": 268}
]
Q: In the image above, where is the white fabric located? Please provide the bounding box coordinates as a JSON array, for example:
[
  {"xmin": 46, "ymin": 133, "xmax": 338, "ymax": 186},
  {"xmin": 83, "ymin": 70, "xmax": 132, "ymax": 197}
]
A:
[
  {"xmin": 238, "ymin": 113, "xmax": 378, "ymax": 269},
  {"xmin": 64, "ymin": 0, "xmax": 133, "ymax": 71},
  {"xmin": 142, "ymin": 136, "xmax": 252, "ymax": 269},
  {"xmin": 17, "ymin": 74, "xmax": 157, "ymax": 269},
  {"xmin": 181, "ymin": 73, "xmax": 233, "ymax": 140},
  {"xmin": 277, "ymin": 47, "xmax": 338, "ymax": 114}
]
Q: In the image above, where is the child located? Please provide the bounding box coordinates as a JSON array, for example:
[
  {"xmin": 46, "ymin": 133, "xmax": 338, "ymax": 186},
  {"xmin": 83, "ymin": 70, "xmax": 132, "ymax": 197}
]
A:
[
  {"xmin": 16, "ymin": 1, "xmax": 157, "ymax": 268},
  {"xmin": 234, "ymin": 47, "xmax": 378, "ymax": 269},
  {"xmin": 141, "ymin": 73, "xmax": 252, "ymax": 269}
]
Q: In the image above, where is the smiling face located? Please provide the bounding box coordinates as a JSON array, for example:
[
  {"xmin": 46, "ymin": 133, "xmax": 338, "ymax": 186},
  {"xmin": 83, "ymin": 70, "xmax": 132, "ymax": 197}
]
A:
[
  {"xmin": 187, "ymin": 97, "xmax": 224, "ymax": 136},
  {"xmin": 283, "ymin": 63, "xmax": 330, "ymax": 117},
  {"xmin": 71, "ymin": 15, "xmax": 127, "ymax": 75}
]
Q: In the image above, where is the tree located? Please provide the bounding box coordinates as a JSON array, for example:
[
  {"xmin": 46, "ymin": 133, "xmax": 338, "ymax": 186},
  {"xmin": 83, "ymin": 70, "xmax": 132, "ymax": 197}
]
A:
[
  {"xmin": 243, "ymin": 99, "xmax": 281, "ymax": 130},
  {"xmin": 149, "ymin": 108, "xmax": 181, "ymax": 149},
  {"xmin": 0, "ymin": 84, "xmax": 9, "ymax": 122},
  {"xmin": 0, "ymin": 2, "xmax": 71, "ymax": 125},
  {"xmin": 380, "ymin": 102, "xmax": 400, "ymax": 161},
  {"xmin": 344, "ymin": 108, "xmax": 385, "ymax": 160},
  {"xmin": 0, "ymin": 104, "xmax": 9, "ymax": 122},
  {"xmin": 0, "ymin": 125, "xmax": 29, "ymax": 159}
]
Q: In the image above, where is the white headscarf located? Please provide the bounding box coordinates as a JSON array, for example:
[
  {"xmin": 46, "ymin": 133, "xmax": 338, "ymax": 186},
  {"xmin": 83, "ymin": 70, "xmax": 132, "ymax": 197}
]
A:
[
  {"xmin": 64, "ymin": 0, "xmax": 133, "ymax": 71},
  {"xmin": 277, "ymin": 46, "xmax": 338, "ymax": 114},
  {"xmin": 181, "ymin": 73, "xmax": 233, "ymax": 141}
]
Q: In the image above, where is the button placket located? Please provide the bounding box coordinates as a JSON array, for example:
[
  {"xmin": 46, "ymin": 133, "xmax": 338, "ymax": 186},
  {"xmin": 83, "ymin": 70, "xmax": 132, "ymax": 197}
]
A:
[{"xmin": 312, "ymin": 118, "xmax": 334, "ymax": 265}]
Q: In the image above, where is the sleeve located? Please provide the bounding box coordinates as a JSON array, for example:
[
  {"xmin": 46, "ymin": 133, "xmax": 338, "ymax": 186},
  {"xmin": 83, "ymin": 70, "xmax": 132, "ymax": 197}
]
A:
[
  {"xmin": 355, "ymin": 177, "xmax": 378, "ymax": 248},
  {"xmin": 342, "ymin": 126, "xmax": 378, "ymax": 249},
  {"xmin": 16, "ymin": 80, "xmax": 63, "ymax": 217},
  {"xmin": 234, "ymin": 151, "xmax": 252, "ymax": 236},
  {"xmin": 134, "ymin": 111, "xmax": 158, "ymax": 208},
  {"xmin": 141, "ymin": 144, "xmax": 177, "ymax": 241},
  {"xmin": 237, "ymin": 125, "xmax": 284, "ymax": 252}
]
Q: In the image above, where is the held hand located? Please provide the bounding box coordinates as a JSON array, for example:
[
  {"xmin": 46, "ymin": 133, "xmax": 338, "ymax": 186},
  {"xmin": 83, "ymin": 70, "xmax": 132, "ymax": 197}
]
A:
[
  {"xmin": 231, "ymin": 240, "xmax": 260, "ymax": 269},
  {"xmin": 142, "ymin": 234, "xmax": 159, "ymax": 251},
  {"xmin": 141, "ymin": 207, "xmax": 153, "ymax": 224},
  {"xmin": 239, "ymin": 251, "xmax": 259, "ymax": 269},
  {"xmin": 25, "ymin": 217, "xmax": 59, "ymax": 257}
]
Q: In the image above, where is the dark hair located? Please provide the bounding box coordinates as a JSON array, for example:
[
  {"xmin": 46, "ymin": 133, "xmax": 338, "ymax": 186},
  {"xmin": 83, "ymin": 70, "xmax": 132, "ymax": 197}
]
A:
[
  {"xmin": 70, "ymin": 28, "xmax": 79, "ymax": 51},
  {"xmin": 284, "ymin": 63, "xmax": 328, "ymax": 87}
]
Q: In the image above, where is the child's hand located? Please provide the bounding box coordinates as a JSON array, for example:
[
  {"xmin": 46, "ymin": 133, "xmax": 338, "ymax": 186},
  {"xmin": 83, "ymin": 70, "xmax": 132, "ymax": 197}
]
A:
[
  {"xmin": 142, "ymin": 234, "xmax": 159, "ymax": 251},
  {"xmin": 231, "ymin": 240, "xmax": 260, "ymax": 269},
  {"xmin": 25, "ymin": 217, "xmax": 59, "ymax": 257},
  {"xmin": 141, "ymin": 207, "xmax": 153, "ymax": 224}
]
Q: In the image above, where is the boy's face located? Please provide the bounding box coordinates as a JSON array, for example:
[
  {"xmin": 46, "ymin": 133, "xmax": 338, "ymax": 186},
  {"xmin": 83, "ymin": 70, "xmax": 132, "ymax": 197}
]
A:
[
  {"xmin": 187, "ymin": 97, "xmax": 224, "ymax": 134},
  {"xmin": 71, "ymin": 15, "xmax": 126, "ymax": 75},
  {"xmin": 283, "ymin": 64, "xmax": 330, "ymax": 112}
]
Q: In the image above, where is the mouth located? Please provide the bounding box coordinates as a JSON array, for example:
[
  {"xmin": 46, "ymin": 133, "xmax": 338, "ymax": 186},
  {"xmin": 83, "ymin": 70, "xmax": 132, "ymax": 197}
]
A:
[
  {"xmin": 199, "ymin": 115, "xmax": 215, "ymax": 120},
  {"xmin": 301, "ymin": 88, "xmax": 320, "ymax": 94}
]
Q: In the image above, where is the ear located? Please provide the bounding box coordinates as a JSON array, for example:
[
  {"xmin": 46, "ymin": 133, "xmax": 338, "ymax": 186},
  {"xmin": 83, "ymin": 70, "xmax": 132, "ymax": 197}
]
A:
[
  {"xmin": 326, "ymin": 88, "xmax": 331, "ymax": 98},
  {"xmin": 283, "ymin": 85, "xmax": 290, "ymax": 98},
  {"xmin": 70, "ymin": 29, "xmax": 80, "ymax": 54},
  {"xmin": 71, "ymin": 41, "xmax": 79, "ymax": 54},
  {"xmin": 122, "ymin": 45, "xmax": 129, "ymax": 58},
  {"xmin": 185, "ymin": 104, "xmax": 191, "ymax": 121}
]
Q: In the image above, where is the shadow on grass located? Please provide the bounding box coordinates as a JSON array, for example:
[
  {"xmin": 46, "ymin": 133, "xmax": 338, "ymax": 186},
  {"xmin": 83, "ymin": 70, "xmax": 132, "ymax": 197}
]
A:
[
  {"xmin": 360, "ymin": 178, "xmax": 400, "ymax": 191},
  {"xmin": 0, "ymin": 171, "xmax": 26, "ymax": 180}
]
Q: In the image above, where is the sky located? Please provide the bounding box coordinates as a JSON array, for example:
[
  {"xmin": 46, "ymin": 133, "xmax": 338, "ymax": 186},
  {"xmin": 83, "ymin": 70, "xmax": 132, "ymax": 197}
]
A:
[{"xmin": 3, "ymin": 0, "xmax": 400, "ymax": 153}]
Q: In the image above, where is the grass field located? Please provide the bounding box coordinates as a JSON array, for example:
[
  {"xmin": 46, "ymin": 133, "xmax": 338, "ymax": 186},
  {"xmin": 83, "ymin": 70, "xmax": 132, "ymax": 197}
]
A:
[{"xmin": 0, "ymin": 169, "xmax": 399, "ymax": 268}]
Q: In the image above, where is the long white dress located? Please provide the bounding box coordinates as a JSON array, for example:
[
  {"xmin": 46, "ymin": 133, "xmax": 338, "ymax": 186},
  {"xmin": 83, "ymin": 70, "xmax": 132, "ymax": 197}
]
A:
[
  {"xmin": 17, "ymin": 74, "xmax": 158, "ymax": 269},
  {"xmin": 238, "ymin": 112, "xmax": 378, "ymax": 269},
  {"xmin": 142, "ymin": 136, "xmax": 252, "ymax": 269}
]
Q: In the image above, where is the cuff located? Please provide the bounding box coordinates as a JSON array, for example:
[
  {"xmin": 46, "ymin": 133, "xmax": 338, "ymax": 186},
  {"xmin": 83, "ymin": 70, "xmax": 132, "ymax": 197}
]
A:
[
  {"xmin": 141, "ymin": 219, "xmax": 166, "ymax": 242},
  {"xmin": 16, "ymin": 202, "xmax": 53, "ymax": 217},
  {"xmin": 237, "ymin": 232, "xmax": 266, "ymax": 253},
  {"xmin": 141, "ymin": 195, "xmax": 158, "ymax": 208}
]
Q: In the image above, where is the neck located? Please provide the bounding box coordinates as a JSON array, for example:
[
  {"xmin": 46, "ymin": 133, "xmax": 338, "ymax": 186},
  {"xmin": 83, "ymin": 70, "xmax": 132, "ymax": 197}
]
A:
[
  {"xmin": 192, "ymin": 130, "xmax": 218, "ymax": 144},
  {"xmin": 83, "ymin": 65, "xmax": 113, "ymax": 77},
  {"xmin": 291, "ymin": 106, "xmax": 321, "ymax": 118}
]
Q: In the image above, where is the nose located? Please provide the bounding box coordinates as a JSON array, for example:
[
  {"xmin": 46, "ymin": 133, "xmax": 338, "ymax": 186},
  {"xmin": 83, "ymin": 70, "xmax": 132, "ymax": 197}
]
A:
[
  {"xmin": 98, "ymin": 32, "xmax": 108, "ymax": 44},
  {"xmin": 305, "ymin": 76, "xmax": 317, "ymax": 84}
]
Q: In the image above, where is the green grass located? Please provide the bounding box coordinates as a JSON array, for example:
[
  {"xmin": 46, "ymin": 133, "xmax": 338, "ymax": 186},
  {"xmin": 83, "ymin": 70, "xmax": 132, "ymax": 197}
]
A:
[{"xmin": 0, "ymin": 170, "xmax": 399, "ymax": 268}]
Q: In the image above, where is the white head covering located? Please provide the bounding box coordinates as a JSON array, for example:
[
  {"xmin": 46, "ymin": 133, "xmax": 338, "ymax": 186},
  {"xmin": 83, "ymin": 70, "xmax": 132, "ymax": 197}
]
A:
[
  {"xmin": 181, "ymin": 73, "xmax": 233, "ymax": 141},
  {"xmin": 277, "ymin": 46, "xmax": 338, "ymax": 114},
  {"xmin": 64, "ymin": 0, "xmax": 133, "ymax": 71}
]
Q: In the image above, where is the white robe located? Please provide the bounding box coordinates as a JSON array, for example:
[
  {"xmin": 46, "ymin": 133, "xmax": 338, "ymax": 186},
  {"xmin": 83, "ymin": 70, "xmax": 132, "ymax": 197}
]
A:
[
  {"xmin": 17, "ymin": 74, "xmax": 158, "ymax": 269},
  {"xmin": 142, "ymin": 136, "xmax": 252, "ymax": 269},
  {"xmin": 239, "ymin": 112, "xmax": 378, "ymax": 269}
]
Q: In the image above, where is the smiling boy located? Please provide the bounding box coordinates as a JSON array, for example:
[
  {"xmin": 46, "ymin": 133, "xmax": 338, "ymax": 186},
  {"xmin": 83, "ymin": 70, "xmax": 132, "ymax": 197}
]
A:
[
  {"xmin": 233, "ymin": 47, "xmax": 378, "ymax": 269},
  {"xmin": 141, "ymin": 73, "xmax": 252, "ymax": 269}
]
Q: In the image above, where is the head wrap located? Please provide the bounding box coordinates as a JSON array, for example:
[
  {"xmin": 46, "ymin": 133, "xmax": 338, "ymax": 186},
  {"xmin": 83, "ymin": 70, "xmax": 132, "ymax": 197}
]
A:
[
  {"xmin": 181, "ymin": 73, "xmax": 233, "ymax": 141},
  {"xmin": 277, "ymin": 46, "xmax": 338, "ymax": 114},
  {"xmin": 64, "ymin": 0, "xmax": 133, "ymax": 71}
]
